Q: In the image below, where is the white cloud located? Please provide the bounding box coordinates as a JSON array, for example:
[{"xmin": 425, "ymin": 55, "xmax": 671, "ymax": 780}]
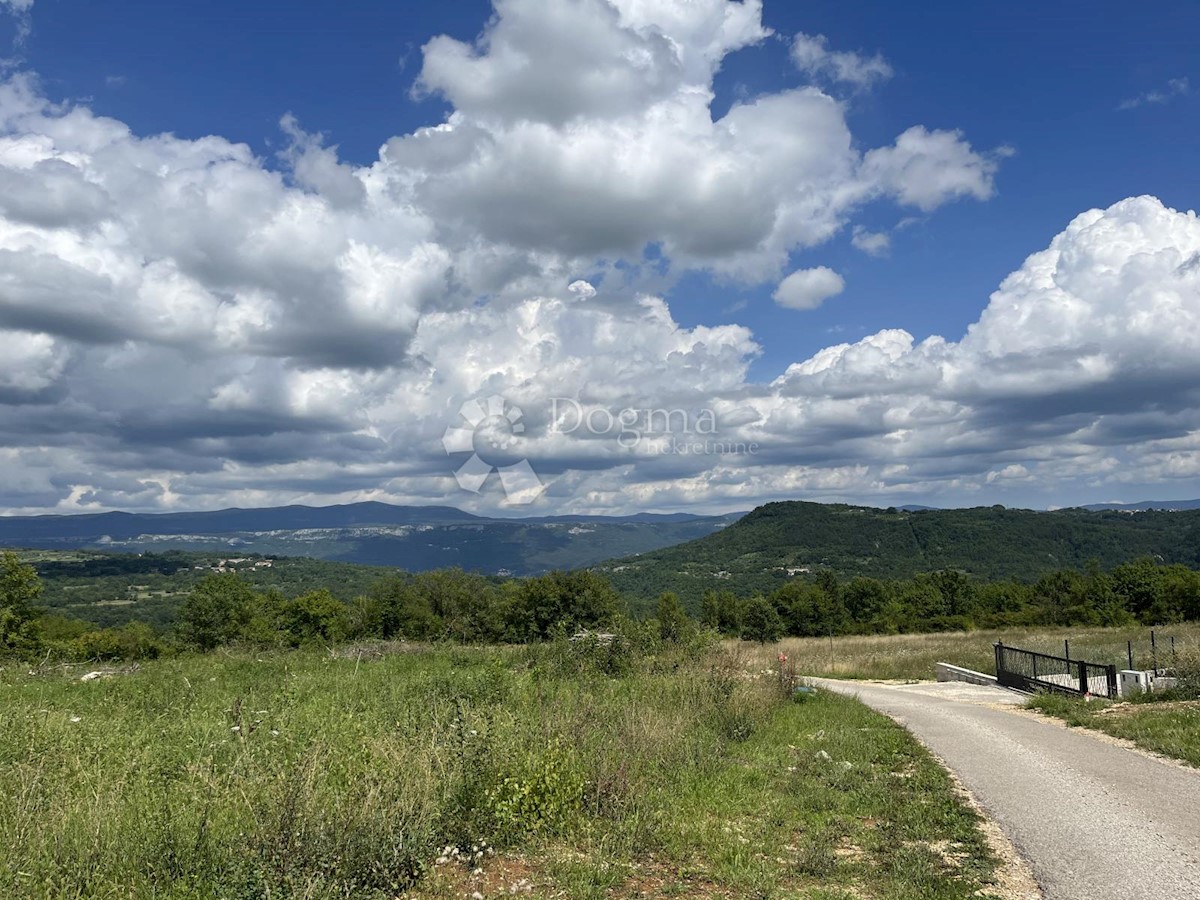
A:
[
  {"xmin": 3, "ymin": 197, "xmax": 1200, "ymax": 515},
  {"xmin": 10, "ymin": 3, "xmax": 1194, "ymax": 514},
  {"xmin": 1119, "ymin": 76, "xmax": 1190, "ymax": 110},
  {"xmin": 772, "ymin": 266, "xmax": 845, "ymax": 310},
  {"xmin": 860, "ymin": 126, "xmax": 1001, "ymax": 211},
  {"xmin": 851, "ymin": 226, "xmax": 890, "ymax": 256},
  {"xmin": 790, "ymin": 32, "xmax": 891, "ymax": 88},
  {"xmin": 417, "ymin": 0, "xmax": 770, "ymax": 126},
  {"xmin": 395, "ymin": 0, "xmax": 998, "ymax": 282}
]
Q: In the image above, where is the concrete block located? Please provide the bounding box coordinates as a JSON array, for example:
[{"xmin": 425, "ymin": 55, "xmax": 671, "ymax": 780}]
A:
[{"xmin": 936, "ymin": 662, "xmax": 998, "ymax": 686}]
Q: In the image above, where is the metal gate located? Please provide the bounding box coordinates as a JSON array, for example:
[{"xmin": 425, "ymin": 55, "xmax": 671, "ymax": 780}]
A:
[{"xmin": 994, "ymin": 642, "xmax": 1118, "ymax": 699}]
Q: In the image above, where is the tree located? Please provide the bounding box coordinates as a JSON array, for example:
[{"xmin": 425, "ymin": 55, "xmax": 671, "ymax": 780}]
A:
[
  {"xmin": 700, "ymin": 589, "xmax": 742, "ymax": 635},
  {"xmin": 178, "ymin": 573, "xmax": 256, "ymax": 650},
  {"xmin": 0, "ymin": 551, "xmax": 42, "ymax": 651},
  {"xmin": 930, "ymin": 569, "xmax": 977, "ymax": 618},
  {"xmin": 513, "ymin": 571, "xmax": 624, "ymax": 640},
  {"xmin": 410, "ymin": 569, "xmax": 502, "ymax": 642},
  {"xmin": 656, "ymin": 592, "xmax": 690, "ymax": 643},
  {"xmin": 283, "ymin": 590, "xmax": 349, "ymax": 646},
  {"xmin": 369, "ymin": 575, "xmax": 441, "ymax": 640},
  {"xmin": 740, "ymin": 595, "xmax": 782, "ymax": 644},
  {"xmin": 770, "ymin": 580, "xmax": 848, "ymax": 637}
]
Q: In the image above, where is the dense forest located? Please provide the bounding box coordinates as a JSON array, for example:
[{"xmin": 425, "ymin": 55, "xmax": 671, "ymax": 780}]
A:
[
  {"xmin": 600, "ymin": 502, "xmax": 1200, "ymax": 602},
  {"xmin": 3, "ymin": 545, "xmax": 1199, "ymax": 662}
]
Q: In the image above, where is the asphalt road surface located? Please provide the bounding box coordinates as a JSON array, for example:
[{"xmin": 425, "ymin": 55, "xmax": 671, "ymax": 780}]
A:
[{"xmin": 815, "ymin": 679, "xmax": 1200, "ymax": 900}]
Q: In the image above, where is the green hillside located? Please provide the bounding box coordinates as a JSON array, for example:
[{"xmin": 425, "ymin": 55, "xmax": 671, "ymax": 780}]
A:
[
  {"xmin": 19, "ymin": 550, "xmax": 397, "ymax": 630},
  {"xmin": 598, "ymin": 502, "xmax": 1200, "ymax": 603}
]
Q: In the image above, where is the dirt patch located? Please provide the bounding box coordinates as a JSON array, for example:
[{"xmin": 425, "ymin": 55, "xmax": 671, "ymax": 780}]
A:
[{"xmin": 413, "ymin": 851, "xmax": 540, "ymax": 898}]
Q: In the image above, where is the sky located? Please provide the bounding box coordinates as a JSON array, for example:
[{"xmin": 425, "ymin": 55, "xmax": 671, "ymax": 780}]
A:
[{"xmin": 0, "ymin": 0, "xmax": 1197, "ymax": 516}]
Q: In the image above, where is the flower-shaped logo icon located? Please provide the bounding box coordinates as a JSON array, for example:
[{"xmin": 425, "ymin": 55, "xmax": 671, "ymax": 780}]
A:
[{"xmin": 441, "ymin": 395, "xmax": 543, "ymax": 503}]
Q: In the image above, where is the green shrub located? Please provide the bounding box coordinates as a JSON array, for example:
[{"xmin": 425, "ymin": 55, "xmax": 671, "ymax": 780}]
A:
[
  {"xmin": 71, "ymin": 622, "xmax": 164, "ymax": 661},
  {"xmin": 486, "ymin": 739, "xmax": 585, "ymax": 841}
]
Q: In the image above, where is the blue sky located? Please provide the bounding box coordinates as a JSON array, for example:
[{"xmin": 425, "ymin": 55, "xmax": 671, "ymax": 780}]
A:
[{"xmin": 0, "ymin": 0, "xmax": 1198, "ymax": 514}]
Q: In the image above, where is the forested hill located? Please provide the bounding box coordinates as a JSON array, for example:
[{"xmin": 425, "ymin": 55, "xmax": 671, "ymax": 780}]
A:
[
  {"xmin": 0, "ymin": 502, "xmax": 742, "ymax": 576},
  {"xmin": 598, "ymin": 502, "xmax": 1200, "ymax": 601}
]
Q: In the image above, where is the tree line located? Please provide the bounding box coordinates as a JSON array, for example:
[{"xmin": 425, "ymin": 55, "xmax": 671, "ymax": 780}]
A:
[
  {"xmin": 3, "ymin": 550, "xmax": 1199, "ymax": 660},
  {"xmin": 711, "ymin": 561, "xmax": 1200, "ymax": 642}
]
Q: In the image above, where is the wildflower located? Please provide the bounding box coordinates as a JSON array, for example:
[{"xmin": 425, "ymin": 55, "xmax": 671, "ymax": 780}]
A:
[
  {"xmin": 231, "ymin": 726, "xmax": 241, "ymax": 732},
  {"xmin": 69, "ymin": 715, "xmax": 81, "ymax": 723}
]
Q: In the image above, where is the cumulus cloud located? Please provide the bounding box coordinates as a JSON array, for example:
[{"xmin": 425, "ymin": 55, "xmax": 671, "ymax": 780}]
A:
[
  {"xmin": 790, "ymin": 32, "xmax": 891, "ymax": 88},
  {"xmin": 1118, "ymin": 76, "xmax": 1190, "ymax": 110},
  {"xmin": 851, "ymin": 226, "xmax": 890, "ymax": 256},
  {"xmin": 6, "ymin": 2, "xmax": 1192, "ymax": 515},
  {"xmin": 860, "ymin": 126, "xmax": 1003, "ymax": 211},
  {"xmin": 416, "ymin": 0, "xmax": 769, "ymax": 125},
  {"xmin": 772, "ymin": 266, "xmax": 845, "ymax": 310}
]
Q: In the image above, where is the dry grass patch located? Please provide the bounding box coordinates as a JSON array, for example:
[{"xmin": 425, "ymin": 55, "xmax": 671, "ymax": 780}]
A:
[{"xmin": 734, "ymin": 623, "xmax": 1200, "ymax": 682}]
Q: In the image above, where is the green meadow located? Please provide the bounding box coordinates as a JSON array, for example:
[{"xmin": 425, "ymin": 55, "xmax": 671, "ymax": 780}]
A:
[{"xmin": 2, "ymin": 642, "xmax": 1008, "ymax": 900}]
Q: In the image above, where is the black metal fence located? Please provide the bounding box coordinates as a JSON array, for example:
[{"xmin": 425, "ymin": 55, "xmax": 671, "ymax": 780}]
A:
[
  {"xmin": 1124, "ymin": 630, "xmax": 1178, "ymax": 675},
  {"xmin": 994, "ymin": 642, "xmax": 1118, "ymax": 699}
]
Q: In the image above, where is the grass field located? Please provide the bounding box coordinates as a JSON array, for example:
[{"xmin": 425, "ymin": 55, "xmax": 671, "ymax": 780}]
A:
[
  {"xmin": 1026, "ymin": 693, "xmax": 1200, "ymax": 767},
  {"xmin": 743, "ymin": 623, "xmax": 1200, "ymax": 682},
  {"xmin": 1, "ymin": 641, "xmax": 1011, "ymax": 899}
]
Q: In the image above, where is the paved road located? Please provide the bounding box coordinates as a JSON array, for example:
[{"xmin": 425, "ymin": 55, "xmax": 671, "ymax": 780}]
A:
[{"xmin": 815, "ymin": 678, "xmax": 1200, "ymax": 900}]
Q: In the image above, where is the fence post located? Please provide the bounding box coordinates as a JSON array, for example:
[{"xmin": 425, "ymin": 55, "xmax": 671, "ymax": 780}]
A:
[
  {"xmin": 1152, "ymin": 630, "xmax": 1158, "ymax": 674},
  {"xmin": 1064, "ymin": 639, "xmax": 1070, "ymax": 660},
  {"xmin": 1078, "ymin": 660, "xmax": 1089, "ymax": 695},
  {"xmin": 994, "ymin": 642, "xmax": 1003, "ymax": 680},
  {"xmin": 1106, "ymin": 665, "xmax": 1117, "ymax": 700},
  {"xmin": 1128, "ymin": 640, "xmax": 1134, "ymax": 670}
]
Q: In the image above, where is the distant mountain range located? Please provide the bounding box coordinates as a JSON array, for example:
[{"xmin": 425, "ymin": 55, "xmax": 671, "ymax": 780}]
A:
[
  {"xmin": 597, "ymin": 501, "xmax": 1200, "ymax": 604},
  {"xmin": 0, "ymin": 502, "xmax": 744, "ymax": 576},
  {"xmin": 6, "ymin": 497, "xmax": 1200, "ymax": 591}
]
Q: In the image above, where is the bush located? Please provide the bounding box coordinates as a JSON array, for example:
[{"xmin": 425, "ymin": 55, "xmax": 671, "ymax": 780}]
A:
[{"xmin": 71, "ymin": 623, "xmax": 164, "ymax": 661}]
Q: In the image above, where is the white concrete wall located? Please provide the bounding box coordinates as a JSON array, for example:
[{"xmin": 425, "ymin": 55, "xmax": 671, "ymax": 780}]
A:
[{"xmin": 936, "ymin": 662, "xmax": 998, "ymax": 686}]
